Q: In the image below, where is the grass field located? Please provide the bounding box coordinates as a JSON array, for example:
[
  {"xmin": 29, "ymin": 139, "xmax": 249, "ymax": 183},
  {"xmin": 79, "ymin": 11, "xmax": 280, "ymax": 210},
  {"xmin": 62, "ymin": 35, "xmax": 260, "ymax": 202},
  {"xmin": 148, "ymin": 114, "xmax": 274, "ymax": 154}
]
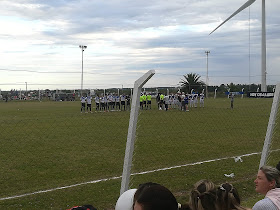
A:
[{"xmin": 0, "ymin": 97, "xmax": 279, "ymax": 209}]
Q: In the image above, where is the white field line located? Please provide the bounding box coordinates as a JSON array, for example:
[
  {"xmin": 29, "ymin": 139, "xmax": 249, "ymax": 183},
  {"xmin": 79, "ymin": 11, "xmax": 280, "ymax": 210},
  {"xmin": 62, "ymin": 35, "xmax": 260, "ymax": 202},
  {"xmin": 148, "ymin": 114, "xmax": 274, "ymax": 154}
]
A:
[{"xmin": 0, "ymin": 149, "xmax": 279, "ymax": 201}]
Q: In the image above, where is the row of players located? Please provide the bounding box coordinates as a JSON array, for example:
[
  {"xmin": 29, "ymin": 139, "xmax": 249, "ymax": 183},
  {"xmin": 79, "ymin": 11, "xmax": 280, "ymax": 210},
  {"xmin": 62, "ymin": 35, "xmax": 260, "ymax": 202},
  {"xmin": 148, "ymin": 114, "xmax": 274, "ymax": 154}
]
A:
[
  {"xmin": 156, "ymin": 92, "xmax": 205, "ymax": 111},
  {"xmin": 80, "ymin": 94, "xmax": 131, "ymax": 113},
  {"xmin": 80, "ymin": 92, "xmax": 205, "ymax": 113}
]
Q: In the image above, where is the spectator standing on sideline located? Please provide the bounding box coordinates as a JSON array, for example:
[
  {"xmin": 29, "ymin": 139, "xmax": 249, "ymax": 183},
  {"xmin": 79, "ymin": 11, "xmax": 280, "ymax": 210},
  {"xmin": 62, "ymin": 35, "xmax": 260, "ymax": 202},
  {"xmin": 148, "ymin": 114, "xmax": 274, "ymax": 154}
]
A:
[
  {"xmin": 80, "ymin": 94, "xmax": 86, "ymax": 113},
  {"xmin": 252, "ymin": 164, "xmax": 280, "ymax": 210}
]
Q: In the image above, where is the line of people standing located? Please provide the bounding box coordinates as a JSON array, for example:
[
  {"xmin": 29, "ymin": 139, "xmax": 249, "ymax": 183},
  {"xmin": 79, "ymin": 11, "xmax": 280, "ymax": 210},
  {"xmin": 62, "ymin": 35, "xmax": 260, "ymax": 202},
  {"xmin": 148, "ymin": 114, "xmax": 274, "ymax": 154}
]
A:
[
  {"xmin": 81, "ymin": 93, "xmax": 131, "ymax": 113},
  {"xmin": 156, "ymin": 92, "xmax": 205, "ymax": 111}
]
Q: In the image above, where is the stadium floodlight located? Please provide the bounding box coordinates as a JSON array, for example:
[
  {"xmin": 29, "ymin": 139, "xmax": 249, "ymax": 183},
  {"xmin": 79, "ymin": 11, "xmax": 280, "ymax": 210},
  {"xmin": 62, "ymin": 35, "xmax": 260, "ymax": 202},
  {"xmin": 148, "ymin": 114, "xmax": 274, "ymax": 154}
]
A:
[
  {"xmin": 79, "ymin": 45, "xmax": 87, "ymax": 93},
  {"xmin": 209, "ymin": 0, "xmax": 267, "ymax": 92}
]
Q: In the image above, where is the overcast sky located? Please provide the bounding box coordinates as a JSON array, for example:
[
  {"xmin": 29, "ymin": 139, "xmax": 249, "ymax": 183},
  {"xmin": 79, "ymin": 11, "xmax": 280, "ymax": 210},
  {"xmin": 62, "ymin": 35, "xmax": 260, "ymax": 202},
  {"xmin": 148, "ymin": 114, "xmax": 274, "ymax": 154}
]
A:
[{"xmin": 0, "ymin": 0, "xmax": 279, "ymax": 91}]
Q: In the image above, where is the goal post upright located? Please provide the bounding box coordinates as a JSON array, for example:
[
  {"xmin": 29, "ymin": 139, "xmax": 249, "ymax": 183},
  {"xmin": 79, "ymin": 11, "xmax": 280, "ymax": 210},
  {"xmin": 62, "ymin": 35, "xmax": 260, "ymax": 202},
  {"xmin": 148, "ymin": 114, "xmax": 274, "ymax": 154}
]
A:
[
  {"xmin": 259, "ymin": 83, "xmax": 280, "ymax": 168},
  {"xmin": 120, "ymin": 70, "xmax": 155, "ymax": 195}
]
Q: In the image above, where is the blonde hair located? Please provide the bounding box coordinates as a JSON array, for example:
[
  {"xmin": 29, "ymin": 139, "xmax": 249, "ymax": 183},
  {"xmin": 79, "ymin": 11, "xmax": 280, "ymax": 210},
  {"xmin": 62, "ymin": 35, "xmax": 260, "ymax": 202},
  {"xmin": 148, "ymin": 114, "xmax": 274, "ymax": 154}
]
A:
[{"xmin": 189, "ymin": 180, "xmax": 217, "ymax": 210}]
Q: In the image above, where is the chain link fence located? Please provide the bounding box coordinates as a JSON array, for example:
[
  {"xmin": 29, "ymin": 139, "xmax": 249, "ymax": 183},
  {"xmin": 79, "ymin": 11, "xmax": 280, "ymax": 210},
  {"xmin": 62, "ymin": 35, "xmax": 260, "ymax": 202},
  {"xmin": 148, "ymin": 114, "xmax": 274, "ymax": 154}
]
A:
[{"xmin": 0, "ymin": 76, "xmax": 279, "ymax": 209}]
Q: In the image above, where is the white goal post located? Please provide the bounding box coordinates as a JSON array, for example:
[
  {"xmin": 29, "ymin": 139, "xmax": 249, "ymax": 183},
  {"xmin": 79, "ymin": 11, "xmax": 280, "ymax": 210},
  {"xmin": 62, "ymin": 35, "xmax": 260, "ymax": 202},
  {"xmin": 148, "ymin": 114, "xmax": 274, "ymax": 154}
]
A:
[
  {"xmin": 120, "ymin": 70, "xmax": 155, "ymax": 195},
  {"xmin": 259, "ymin": 83, "xmax": 280, "ymax": 168}
]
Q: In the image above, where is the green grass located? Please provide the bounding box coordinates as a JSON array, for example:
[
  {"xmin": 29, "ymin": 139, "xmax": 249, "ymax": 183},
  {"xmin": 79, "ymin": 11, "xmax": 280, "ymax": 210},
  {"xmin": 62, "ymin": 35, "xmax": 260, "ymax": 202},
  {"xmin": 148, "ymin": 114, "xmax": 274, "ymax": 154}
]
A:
[{"xmin": 0, "ymin": 98, "xmax": 279, "ymax": 209}]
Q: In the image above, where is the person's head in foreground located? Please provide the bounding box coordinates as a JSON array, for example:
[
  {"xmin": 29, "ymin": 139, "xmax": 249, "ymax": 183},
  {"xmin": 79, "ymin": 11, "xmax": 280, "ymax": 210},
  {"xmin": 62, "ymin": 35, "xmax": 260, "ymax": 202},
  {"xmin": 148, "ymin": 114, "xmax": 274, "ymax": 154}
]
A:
[
  {"xmin": 133, "ymin": 183, "xmax": 179, "ymax": 210},
  {"xmin": 115, "ymin": 188, "xmax": 137, "ymax": 210},
  {"xmin": 189, "ymin": 179, "xmax": 217, "ymax": 210},
  {"xmin": 254, "ymin": 165, "xmax": 280, "ymax": 195},
  {"xmin": 252, "ymin": 164, "xmax": 280, "ymax": 210},
  {"xmin": 216, "ymin": 183, "xmax": 247, "ymax": 210}
]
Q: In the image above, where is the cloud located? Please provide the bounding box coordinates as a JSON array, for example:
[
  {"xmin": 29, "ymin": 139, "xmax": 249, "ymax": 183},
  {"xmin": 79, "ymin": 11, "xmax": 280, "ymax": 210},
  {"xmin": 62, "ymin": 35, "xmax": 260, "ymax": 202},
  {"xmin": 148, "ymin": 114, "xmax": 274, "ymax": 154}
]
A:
[{"xmin": 0, "ymin": 0, "xmax": 279, "ymax": 90}]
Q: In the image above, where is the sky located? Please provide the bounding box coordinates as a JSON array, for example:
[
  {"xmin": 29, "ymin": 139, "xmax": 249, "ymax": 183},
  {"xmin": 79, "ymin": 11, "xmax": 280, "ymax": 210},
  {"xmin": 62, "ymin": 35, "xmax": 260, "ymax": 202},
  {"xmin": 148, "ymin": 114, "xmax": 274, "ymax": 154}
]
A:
[{"xmin": 0, "ymin": 0, "xmax": 279, "ymax": 91}]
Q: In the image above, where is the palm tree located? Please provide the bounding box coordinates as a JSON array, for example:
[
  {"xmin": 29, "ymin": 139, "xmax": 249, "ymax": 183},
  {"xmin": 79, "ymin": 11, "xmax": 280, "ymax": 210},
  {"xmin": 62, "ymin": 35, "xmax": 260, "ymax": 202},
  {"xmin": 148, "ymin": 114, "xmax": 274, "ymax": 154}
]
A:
[{"xmin": 179, "ymin": 73, "xmax": 205, "ymax": 93}]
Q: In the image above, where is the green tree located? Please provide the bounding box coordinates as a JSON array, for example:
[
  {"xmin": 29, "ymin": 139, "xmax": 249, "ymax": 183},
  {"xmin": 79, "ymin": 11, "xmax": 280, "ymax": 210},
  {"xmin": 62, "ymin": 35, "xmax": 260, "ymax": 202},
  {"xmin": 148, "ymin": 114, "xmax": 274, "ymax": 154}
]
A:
[{"xmin": 179, "ymin": 73, "xmax": 205, "ymax": 93}]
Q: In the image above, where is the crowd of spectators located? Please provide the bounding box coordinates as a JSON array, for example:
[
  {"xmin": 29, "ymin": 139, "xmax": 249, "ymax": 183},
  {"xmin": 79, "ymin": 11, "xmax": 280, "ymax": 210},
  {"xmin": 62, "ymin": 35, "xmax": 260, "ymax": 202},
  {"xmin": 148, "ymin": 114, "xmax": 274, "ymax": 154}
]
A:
[{"xmin": 68, "ymin": 161, "xmax": 280, "ymax": 210}]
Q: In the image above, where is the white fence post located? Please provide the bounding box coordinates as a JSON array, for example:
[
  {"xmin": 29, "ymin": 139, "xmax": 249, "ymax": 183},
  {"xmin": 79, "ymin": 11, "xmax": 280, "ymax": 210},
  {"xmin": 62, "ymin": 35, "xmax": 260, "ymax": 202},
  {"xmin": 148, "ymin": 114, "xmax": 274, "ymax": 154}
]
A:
[
  {"xmin": 120, "ymin": 70, "xmax": 155, "ymax": 195},
  {"xmin": 259, "ymin": 83, "xmax": 280, "ymax": 168}
]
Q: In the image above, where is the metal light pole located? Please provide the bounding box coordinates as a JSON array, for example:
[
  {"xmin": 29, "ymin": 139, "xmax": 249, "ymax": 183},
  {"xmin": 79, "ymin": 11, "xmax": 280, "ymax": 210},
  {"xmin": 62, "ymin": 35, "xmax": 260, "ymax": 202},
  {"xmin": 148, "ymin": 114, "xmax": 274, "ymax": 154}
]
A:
[
  {"xmin": 79, "ymin": 45, "xmax": 87, "ymax": 94},
  {"xmin": 205, "ymin": 51, "xmax": 210, "ymax": 98}
]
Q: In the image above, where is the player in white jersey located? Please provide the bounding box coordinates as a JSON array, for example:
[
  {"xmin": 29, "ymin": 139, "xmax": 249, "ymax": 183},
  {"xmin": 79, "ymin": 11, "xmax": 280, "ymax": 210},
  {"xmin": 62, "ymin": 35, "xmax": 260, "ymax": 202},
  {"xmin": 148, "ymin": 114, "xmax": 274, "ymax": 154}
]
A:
[
  {"xmin": 104, "ymin": 94, "xmax": 108, "ymax": 111},
  {"xmin": 86, "ymin": 94, "xmax": 92, "ymax": 113},
  {"xmin": 86, "ymin": 95, "xmax": 92, "ymax": 113},
  {"xmin": 199, "ymin": 93, "xmax": 204, "ymax": 107},
  {"xmin": 120, "ymin": 94, "xmax": 126, "ymax": 111},
  {"xmin": 194, "ymin": 94, "xmax": 198, "ymax": 108},
  {"xmin": 115, "ymin": 94, "xmax": 120, "ymax": 110},
  {"xmin": 180, "ymin": 92, "xmax": 185, "ymax": 111},
  {"xmin": 108, "ymin": 94, "xmax": 113, "ymax": 111},
  {"xmin": 80, "ymin": 94, "xmax": 86, "ymax": 113},
  {"xmin": 95, "ymin": 95, "xmax": 100, "ymax": 111},
  {"xmin": 100, "ymin": 95, "xmax": 105, "ymax": 111}
]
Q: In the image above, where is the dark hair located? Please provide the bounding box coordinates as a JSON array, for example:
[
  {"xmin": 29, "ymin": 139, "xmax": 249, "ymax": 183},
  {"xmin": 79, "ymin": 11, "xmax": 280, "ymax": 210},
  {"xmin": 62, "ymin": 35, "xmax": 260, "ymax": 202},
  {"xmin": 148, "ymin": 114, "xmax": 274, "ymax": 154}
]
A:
[
  {"xmin": 134, "ymin": 184, "xmax": 178, "ymax": 210},
  {"xmin": 134, "ymin": 182, "xmax": 160, "ymax": 204},
  {"xmin": 216, "ymin": 183, "xmax": 247, "ymax": 210},
  {"xmin": 69, "ymin": 205, "xmax": 97, "ymax": 210}
]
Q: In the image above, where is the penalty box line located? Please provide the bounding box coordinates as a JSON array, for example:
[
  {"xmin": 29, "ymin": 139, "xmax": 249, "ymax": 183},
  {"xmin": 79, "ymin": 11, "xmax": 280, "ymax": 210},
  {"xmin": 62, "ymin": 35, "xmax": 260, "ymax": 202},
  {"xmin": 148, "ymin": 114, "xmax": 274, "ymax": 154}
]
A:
[{"xmin": 0, "ymin": 149, "xmax": 279, "ymax": 201}]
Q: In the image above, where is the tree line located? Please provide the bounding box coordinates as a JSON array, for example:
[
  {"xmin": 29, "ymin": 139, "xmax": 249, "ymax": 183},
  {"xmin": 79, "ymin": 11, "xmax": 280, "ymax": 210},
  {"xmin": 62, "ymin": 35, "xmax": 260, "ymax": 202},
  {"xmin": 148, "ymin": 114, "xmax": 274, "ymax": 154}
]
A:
[{"xmin": 179, "ymin": 73, "xmax": 275, "ymax": 94}]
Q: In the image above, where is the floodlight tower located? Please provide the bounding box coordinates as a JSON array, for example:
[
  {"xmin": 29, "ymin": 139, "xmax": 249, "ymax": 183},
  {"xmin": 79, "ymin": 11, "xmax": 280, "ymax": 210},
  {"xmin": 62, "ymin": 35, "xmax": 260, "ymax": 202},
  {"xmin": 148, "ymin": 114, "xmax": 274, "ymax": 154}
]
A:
[
  {"xmin": 205, "ymin": 51, "xmax": 210, "ymax": 98},
  {"xmin": 79, "ymin": 45, "xmax": 87, "ymax": 93}
]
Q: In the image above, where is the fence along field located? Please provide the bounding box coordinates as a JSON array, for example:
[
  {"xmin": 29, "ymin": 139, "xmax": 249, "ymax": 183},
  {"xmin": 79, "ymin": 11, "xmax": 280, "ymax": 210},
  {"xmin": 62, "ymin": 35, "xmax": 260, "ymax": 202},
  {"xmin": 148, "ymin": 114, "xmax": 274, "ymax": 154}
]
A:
[{"xmin": 0, "ymin": 89, "xmax": 279, "ymax": 209}]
